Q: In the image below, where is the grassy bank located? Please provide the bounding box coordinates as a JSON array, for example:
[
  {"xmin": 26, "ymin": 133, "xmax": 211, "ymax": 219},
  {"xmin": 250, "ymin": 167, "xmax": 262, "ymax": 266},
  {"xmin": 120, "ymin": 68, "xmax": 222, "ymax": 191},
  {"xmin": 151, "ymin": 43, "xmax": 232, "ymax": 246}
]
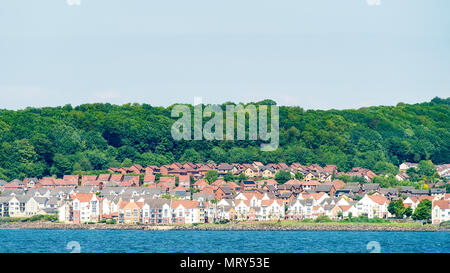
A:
[{"xmin": 0, "ymin": 216, "xmax": 448, "ymax": 231}]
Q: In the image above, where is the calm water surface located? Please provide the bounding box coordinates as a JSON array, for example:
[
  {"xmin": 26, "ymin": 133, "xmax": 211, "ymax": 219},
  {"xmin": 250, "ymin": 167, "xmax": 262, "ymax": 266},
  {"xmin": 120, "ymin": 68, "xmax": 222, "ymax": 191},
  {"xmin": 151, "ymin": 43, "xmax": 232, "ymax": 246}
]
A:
[{"xmin": 0, "ymin": 229, "xmax": 448, "ymax": 253}]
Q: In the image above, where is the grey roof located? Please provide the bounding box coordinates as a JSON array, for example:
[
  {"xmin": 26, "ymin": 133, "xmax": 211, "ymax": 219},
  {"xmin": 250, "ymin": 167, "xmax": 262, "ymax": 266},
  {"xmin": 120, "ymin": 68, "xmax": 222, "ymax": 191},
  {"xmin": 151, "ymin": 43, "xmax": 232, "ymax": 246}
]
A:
[
  {"xmin": 46, "ymin": 197, "xmax": 60, "ymax": 206},
  {"xmin": 143, "ymin": 188, "xmax": 162, "ymax": 196},
  {"xmin": 40, "ymin": 208, "xmax": 58, "ymax": 214},
  {"xmin": 50, "ymin": 188, "xmax": 73, "ymax": 197},
  {"xmin": 32, "ymin": 197, "xmax": 49, "ymax": 205},
  {"xmin": 411, "ymin": 189, "xmax": 429, "ymax": 195},
  {"xmin": 342, "ymin": 185, "xmax": 360, "ymax": 192},
  {"xmin": 400, "ymin": 186, "xmax": 415, "ymax": 192},
  {"xmin": 430, "ymin": 188, "xmax": 446, "ymax": 194},
  {"xmin": 379, "ymin": 188, "xmax": 398, "ymax": 195},
  {"xmin": 142, "ymin": 198, "xmax": 171, "ymax": 208},
  {"xmin": 192, "ymin": 193, "xmax": 215, "ymax": 201},
  {"xmin": 1, "ymin": 189, "xmax": 26, "ymax": 196},
  {"xmin": 28, "ymin": 188, "xmax": 52, "ymax": 196},
  {"xmin": 76, "ymin": 186, "xmax": 96, "ymax": 193},
  {"xmin": 0, "ymin": 196, "xmax": 12, "ymax": 203},
  {"xmin": 362, "ymin": 183, "xmax": 380, "ymax": 191},
  {"xmin": 13, "ymin": 195, "xmax": 31, "ymax": 203},
  {"xmin": 315, "ymin": 184, "xmax": 333, "ymax": 192}
]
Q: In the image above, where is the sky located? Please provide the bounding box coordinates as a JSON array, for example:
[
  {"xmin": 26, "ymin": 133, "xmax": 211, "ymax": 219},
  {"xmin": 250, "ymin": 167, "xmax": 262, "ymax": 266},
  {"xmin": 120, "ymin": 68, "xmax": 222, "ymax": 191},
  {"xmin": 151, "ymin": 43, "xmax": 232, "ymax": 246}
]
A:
[{"xmin": 0, "ymin": 0, "xmax": 449, "ymax": 110}]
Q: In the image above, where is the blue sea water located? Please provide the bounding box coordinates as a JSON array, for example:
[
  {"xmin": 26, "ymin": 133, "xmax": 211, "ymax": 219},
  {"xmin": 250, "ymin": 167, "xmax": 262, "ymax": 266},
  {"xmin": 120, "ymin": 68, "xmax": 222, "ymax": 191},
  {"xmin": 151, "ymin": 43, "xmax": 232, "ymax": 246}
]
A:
[{"xmin": 0, "ymin": 229, "xmax": 448, "ymax": 253}]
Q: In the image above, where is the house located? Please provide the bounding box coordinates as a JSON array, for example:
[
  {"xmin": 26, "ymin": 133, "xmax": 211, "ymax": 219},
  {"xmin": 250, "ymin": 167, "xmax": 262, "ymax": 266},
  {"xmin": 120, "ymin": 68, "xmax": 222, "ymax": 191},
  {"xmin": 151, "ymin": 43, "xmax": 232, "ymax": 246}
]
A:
[
  {"xmin": 258, "ymin": 199, "xmax": 284, "ymax": 221},
  {"xmin": 81, "ymin": 175, "xmax": 98, "ymax": 186},
  {"xmin": 143, "ymin": 174, "xmax": 156, "ymax": 185},
  {"xmin": 432, "ymin": 199, "xmax": 450, "ymax": 224},
  {"xmin": 7, "ymin": 195, "xmax": 28, "ymax": 217},
  {"xmin": 4, "ymin": 179, "xmax": 25, "ymax": 190},
  {"xmin": 193, "ymin": 193, "xmax": 216, "ymax": 202},
  {"xmin": 0, "ymin": 196, "xmax": 11, "ymax": 217},
  {"xmin": 260, "ymin": 167, "xmax": 276, "ymax": 178},
  {"xmin": 299, "ymin": 180, "xmax": 321, "ymax": 191},
  {"xmin": 395, "ymin": 173, "xmax": 410, "ymax": 182},
  {"xmin": 159, "ymin": 176, "xmax": 176, "ymax": 188},
  {"xmin": 24, "ymin": 197, "xmax": 44, "ymax": 216},
  {"xmin": 399, "ymin": 162, "xmax": 418, "ymax": 173},
  {"xmin": 141, "ymin": 198, "xmax": 171, "ymax": 224},
  {"xmin": 243, "ymin": 166, "xmax": 260, "ymax": 178},
  {"xmin": 240, "ymin": 180, "xmax": 257, "ymax": 191},
  {"xmin": 38, "ymin": 177, "xmax": 57, "ymax": 189},
  {"xmin": 347, "ymin": 167, "xmax": 376, "ymax": 182},
  {"xmin": 379, "ymin": 188, "xmax": 398, "ymax": 199},
  {"xmin": 119, "ymin": 176, "xmax": 140, "ymax": 187},
  {"xmin": 435, "ymin": 164, "xmax": 450, "ymax": 179},
  {"xmin": 193, "ymin": 179, "xmax": 209, "ymax": 190},
  {"xmin": 178, "ymin": 175, "xmax": 191, "ymax": 188},
  {"xmin": 362, "ymin": 183, "xmax": 381, "ymax": 194},
  {"xmin": 217, "ymin": 163, "xmax": 237, "ymax": 175},
  {"xmin": 72, "ymin": 193, "xmax": 102, "ymax": 224},
  {"xmin": 215, "ymin": 186, "xmax": 233, "ymax": 200},
  {"xmin": 110, "ymin": 174, "xmax": 124, "ymax": 185},
  {"xmin": 171, "ymin": 200, "xmax": 204, "ymax": 224},
  {"xmin": 314, "ymin": 184, "xmax": 336, "ymax": 196},
  {"xmin": 336, "ymin": 183, "xmax": 362, "ymax": 197},
  {"xmin": 324, "ymin": 180, "xmax": 345, "ymax": 190},
  {"xmin": 118, "ymin": 199, "xmax": 143, "ymax": 224},
  {"xmin": 58, "ymin": 195, "xmax": 73, "ymax": 223},
  {"xmin": 23, "ymin": 178, "xmax": 38, "ymax": 189},
  {"xmin": 356, "ymin": 194, "xmax": 389, "ymax": 219},
  {"xmin": 169, "ymin": 186, "xmax": 189, "ymax": 199},
  {"xmin": 234, "ymin": 199, "xmax": 254, "ymax": 221},
  {"xmin": 287, "ymin": 198, "xmax": 320, "ymax": 219},
  {"xmin": 63, "ymin": 175, "xmax": 79, "ymax": 187}
]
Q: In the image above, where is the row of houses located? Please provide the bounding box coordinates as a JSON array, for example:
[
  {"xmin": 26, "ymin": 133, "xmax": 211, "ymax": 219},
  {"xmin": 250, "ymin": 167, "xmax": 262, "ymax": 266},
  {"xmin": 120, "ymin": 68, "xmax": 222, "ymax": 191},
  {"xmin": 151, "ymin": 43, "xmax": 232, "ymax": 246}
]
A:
[
  {"xmin": 58, "ymin": 190, "xmax": 450, "ymax": 224},
  {"xmin": 1, "ymin": 161, "xmax": 449, "ymax": 192},
  {"xmin": 1, "ymin": 182, "xmax": 449, "ymax": 224}
]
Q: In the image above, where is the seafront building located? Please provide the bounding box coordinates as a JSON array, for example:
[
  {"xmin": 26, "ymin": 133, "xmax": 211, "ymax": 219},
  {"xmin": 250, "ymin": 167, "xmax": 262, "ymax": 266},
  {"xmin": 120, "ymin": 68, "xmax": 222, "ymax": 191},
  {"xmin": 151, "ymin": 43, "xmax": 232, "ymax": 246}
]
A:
[{"xmin": 0, "ymin": 162, "xmax": 449, "ymax": 224}]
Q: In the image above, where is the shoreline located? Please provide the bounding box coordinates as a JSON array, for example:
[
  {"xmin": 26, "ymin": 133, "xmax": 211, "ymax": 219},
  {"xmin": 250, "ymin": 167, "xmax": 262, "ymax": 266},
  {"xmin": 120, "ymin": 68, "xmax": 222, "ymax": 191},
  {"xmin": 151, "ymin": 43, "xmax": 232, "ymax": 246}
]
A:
[{"xmin": 0, "ymin": 222, "xmax": 448, "ymax": 232}]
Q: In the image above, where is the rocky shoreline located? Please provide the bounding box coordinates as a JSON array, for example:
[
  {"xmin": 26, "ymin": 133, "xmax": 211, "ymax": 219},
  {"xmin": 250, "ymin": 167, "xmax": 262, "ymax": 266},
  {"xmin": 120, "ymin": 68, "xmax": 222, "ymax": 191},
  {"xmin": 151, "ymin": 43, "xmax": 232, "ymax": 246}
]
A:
[{"xmin": 0, "ymin": 221, "xmax": 448, "ymax": 232}]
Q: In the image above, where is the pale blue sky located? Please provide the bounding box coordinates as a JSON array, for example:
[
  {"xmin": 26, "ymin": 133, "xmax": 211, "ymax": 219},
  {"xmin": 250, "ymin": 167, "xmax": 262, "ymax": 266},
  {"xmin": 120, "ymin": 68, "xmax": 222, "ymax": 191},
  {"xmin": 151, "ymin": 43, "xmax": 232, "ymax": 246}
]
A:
[{"xmin": 0, "ymin": 0, "xmax": 449, "ymax": 110}]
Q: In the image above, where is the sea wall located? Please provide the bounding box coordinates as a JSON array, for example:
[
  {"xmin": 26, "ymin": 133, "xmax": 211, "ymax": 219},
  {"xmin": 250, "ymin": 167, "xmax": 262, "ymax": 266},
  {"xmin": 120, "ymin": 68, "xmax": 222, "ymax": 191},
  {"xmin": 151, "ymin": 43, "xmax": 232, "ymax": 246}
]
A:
[{"xmin": 0, "ymin": 221, "xmax": 448, "ymax": 232}]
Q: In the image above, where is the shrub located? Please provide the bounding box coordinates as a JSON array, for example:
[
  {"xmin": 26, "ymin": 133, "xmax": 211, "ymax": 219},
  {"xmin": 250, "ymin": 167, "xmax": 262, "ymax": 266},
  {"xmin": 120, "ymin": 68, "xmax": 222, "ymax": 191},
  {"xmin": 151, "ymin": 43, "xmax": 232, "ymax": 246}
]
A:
[{"xmin": 314, "ymin": 216, "xmax": 332, "ymax": 223}]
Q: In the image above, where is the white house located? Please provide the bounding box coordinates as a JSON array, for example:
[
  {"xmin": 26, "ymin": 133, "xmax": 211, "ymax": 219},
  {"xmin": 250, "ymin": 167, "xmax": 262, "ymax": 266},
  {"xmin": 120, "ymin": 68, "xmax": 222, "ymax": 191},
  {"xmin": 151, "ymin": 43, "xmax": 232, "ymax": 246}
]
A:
[
  {"xmin": 356, "ymin": 194, "xmax": 389, "ymax": 218},
  {"xmin": 432, "ymin": 200, "xmax": 450, "ymax": 224}
]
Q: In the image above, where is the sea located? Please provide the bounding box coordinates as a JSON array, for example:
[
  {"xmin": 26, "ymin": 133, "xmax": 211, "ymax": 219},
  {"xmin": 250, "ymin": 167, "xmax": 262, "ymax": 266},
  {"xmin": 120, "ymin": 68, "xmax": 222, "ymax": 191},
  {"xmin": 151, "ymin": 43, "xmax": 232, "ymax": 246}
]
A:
[{"xmin": 0, "ymin": 229, "xmax": 448, "ymax": 253}]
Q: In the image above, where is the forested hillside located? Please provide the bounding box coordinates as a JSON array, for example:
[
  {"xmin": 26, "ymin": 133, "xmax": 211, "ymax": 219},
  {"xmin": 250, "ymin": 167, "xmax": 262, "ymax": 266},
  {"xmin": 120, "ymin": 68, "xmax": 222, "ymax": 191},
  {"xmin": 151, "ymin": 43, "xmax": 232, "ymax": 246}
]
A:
[{"xmin": 0, "ymin": 97, "xmax": 448, "ymax": 180}]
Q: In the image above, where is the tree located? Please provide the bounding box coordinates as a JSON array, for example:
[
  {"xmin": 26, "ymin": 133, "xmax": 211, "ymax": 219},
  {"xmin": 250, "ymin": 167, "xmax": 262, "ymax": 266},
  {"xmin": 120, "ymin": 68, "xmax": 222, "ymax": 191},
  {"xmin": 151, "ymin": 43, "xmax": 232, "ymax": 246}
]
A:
[
  {"xmin": 121, "ymin": 158, "xmax": 133, "ymax": 167},
  {"xmin": 275, "ymin": 170, "xmax": 292, "ymax": 184},
  {"xmin": 374, "ymin": 161, "xmax": 398, "ymax": 175},
  {"xmin": 387, "ymin": 199, "xmax": 405, "ymax": 219},
  {"xmin": 294, "ymin": 172, "xmax": 304, "ymax": 180},
  {"xmin": 412, "ymin": 199, "xmax": 432, "ymax": 222},
  {"xmin": 223, "ymin": 172, "xmax": 233, "ymax": 182},
  {"xmin": 205, "ymin": 170, "xmax": 218, "ymax": 184},
  {"xmin": 50, "ymin": 153, "xmax": 73, "ymax": 177},
  {"xmin": 404, "ymin": 206, "xmax": 413, "ymax": 218},
  {"xmin": 417, "ymin": 160, "xmax": 436, "ymax": 177},
  {"xmin": 180, "ymin": 148, "xmax": 202, "ymax": 163}
]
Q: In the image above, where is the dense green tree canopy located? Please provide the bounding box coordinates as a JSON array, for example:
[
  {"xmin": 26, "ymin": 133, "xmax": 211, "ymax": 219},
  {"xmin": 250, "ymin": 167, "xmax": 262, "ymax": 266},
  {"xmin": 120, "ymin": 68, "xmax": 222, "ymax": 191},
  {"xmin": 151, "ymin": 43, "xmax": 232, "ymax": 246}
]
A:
[{"xmin": 0, "ymin": 98, "xmax": 448, "ymax": 180}]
